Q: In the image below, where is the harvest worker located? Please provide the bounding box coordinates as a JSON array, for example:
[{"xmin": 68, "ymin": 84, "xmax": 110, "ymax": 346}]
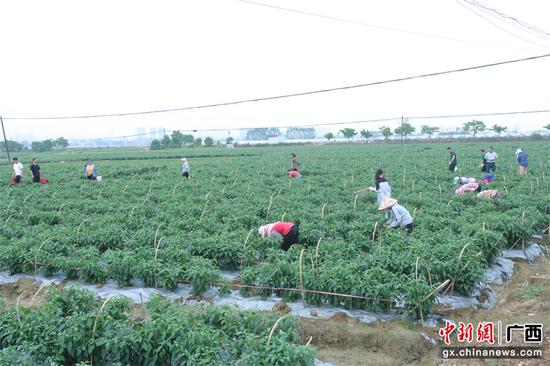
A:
[
  {"xmin": 447, "ymin": 147, "xmax": 457, "ymax": 173},
  {"xmin": 11, "ymin": 158, "xmax": 24, "ymax": 184},
  {"xmin": 484, "ymin": 147, "xmax": 498, "ymax": 172},
  {"xmin": 290, "ymin": 153, "xmax": 300, "ymax": 171},
  {"xmin": 481, "ymin": 172, "xmax": 494, "ymax": 184},
  {"xmin": 479, "ymin": 149, "xmax": 487, "ymax": 172},
  {"xmin": 515, "ymin": 148, "xmax": 528, "ymax": 175},
  {"xmin": 30, "ymin": 158, "xmax": 41, "ymax": 183},
  {"xmin": 453, "ymin": 176, "xmax": 476, "ymax": 185},
  {"xmin": 83, "ymin": 160, "xmax": 97, "ymax": 180},
  {"xmin": 258, "ymin": 221, "xmax": 299, "ymax": 251},
  {"xmin": 288, "ymin": 170, "xmax": 302, "ymax": 179},
  {"xmin": 455, "ymin": 180, "xmax": 481, "ymax": 195},
  {"xmin": 379, "ymin": 198, "xmax": 413, "ymax": 233},
  {"xmin": 181, "ymin": 158, "xmax": 190, "ymax": 179},
  {"xmin": 477, "ymin": 190, "xmax": 501, "ymax": 200},
  {"xmin": 373, "ymin": 169, "xmax": 391, "ymax": 205}
]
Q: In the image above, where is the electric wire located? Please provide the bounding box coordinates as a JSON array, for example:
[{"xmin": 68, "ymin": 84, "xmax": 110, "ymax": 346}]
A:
[
  {"xmin": 4, "ymin": 53, "xmax": 550, "ymax": 121},
  {"xmin": 235, "ymin": 0, "xmax": 523, "ymax": 49},
  {"xmin": 82, "ymin": 108, "xmax": 550, "ymax": 141}
]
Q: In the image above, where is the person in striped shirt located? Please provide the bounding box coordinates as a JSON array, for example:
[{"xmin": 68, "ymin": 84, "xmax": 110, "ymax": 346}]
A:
[{"xmin": 258, "ymin": 221, "xmax": 299, "ymax": 251}]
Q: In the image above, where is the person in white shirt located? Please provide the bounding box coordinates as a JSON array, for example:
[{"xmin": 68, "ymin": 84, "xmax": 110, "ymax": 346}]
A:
[
  {"xmin": 181, "ymin": 158, "xmax": 190, "ymax": 179},
  {"xmin": 484, "ymin": 147, "xmax": 498, "ymax": 172},
  {"xmin": 11, "ymin": 158, "xmax": 24, "ymax": 184}
]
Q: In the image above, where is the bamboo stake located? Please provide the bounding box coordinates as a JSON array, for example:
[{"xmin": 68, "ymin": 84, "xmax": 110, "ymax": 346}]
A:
[
  {"xmin": 281, "ymin": 212, "xmax": 286, "ymax": 222},
  {"xmin": 31, "ymin": 281, "xmax": 54, "ymax": 303},
  {"xmin": 423, "ymin": 279, "xmax": 451, "ymax": 302},
  {"xmin": 277, "ymin": 187, "xmax": 284, "ymax": 196},
  {"xmin": 372, "ymin": 221, "xmax": 378, "ymax": 241},
  {"xmin": 23, "ymin": 194, "xmax": 32, "ymax": 205},
  {"xmin": 5, "ymin": 214, "xmax": 17, "ymax": 225},
  {"xmin": 438, "ymin": 185, "xmax": 442, "ymax": 195},
  {"xmin": 77, "ymin": 219, "xmax": 90, "ymax": 233},
  {"xmin": 153, "ymin": 223, "xmax": 165, "ymax": 247},
  {"xmin": 129, "ymin": 206, "xmax": 139, "ymax": 217},
  {"xmin": 321, "ymin": 203, "xmax": 327, "ymax": 218},
  {"xmin": 267, "ymin": 315, "xmax": 289, "ymax": 345},
  {"xmin": 34, "ymin": 238, "xmax": 54, "ymax": 275},
  {"xmin": 353, "ymin": 194, "xmax": 359, "ymax": 211},
  {"xmin": 240, "ymin": 229, "xmax": 256, "ymax": 267},
  {"xmin": 5, "ymin": 199, "xmax": 15, "ymax": 212},
  {"xmin": 415, "ymin": 257, "xmax": 420, "ymax": 280},
  {"xmin": 265, "ymin": 193, "xmax": 275, "ymax": 222},
  {"xmin": 315, "ymin": 237, "xmax": 323, "ymax": 271},
  {"xmin": 299, "ymin": 249, "xmax": 305, "ymax": 303}
]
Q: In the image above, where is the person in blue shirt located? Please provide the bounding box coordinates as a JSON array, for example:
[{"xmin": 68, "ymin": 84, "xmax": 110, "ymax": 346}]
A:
[{"xmin": 515, "ymin": 148, "xmax": 528, "ymax": 175}]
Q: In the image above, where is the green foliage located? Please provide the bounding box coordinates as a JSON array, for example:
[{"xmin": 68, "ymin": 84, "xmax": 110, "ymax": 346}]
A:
[
  {"xmin": 193, "ymin": 137, "xmax": 203, "ymax": 147},
  {"xmin": 521, "ymin": 285, "xmax": 542, "ymax": 300},
  {"xmin": 324, "ymin": 132, "xmax": 334, "ymax": 141},
  {"xmin": 420, "ymin": 125, "xmax": 439, "ymax": 138},
  {"xmin": 394, "ymin": 123, "xmax": 415, "ymax": 140},
  {"xmin": 1, "ymin": 139, "xmax": 25, "ymax": 152},
  {"xmin": 491, "ymin": 124, "xmax": 507, "ymax": 135},
  {"xmin": 149, "ymin": 139, "xmax": 161, "ymax": 150},
  {"xmin": 204, "ymin": 136, "xmax": 214, "ymax": 147},
  {"xmin": 0, "ymin": 141, "xmax": 549, "ymax": 318},
  {"xmin": 379, "ymin": 126, "xmax": 393, "ymax": 139},
  {"xmin": 360, "ymin": 129, "xmax": 372, "ymax": 140},
  {"xmin": 0, "ymin": 291, "xmax": 315, "ymax": 365},
  {"xmin": 463, "ymin": 120, "xmax": 486, "ymax": 136},
  {"xmin": 339, "ymin": 128, "xmax": 357, "ymax": 140},
  {"xmin": 31, "ymin": 139, "xmax": 54, "ymax": 152},
  {"xmin": 226, "ymin": 136, "xmax": 234, "ymax": 145}
]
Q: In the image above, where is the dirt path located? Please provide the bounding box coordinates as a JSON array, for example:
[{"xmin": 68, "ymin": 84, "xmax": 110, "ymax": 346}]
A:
[
  {"xmin": 303, "ymin": 254, "xmax": 550, "ymax": 366},
  {"xmin": 0, "ymin": 254, "xmax": 548, "ymax": 366}
]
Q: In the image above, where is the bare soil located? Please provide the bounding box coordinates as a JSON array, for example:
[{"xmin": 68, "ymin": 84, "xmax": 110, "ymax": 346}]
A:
[
  {"xmin": 304, "ymin": 254, "xmax": 550, "ymax": 366},
  {"xmin": 0, "ymin": 251, "xmax": 548, "ymax": 366}
]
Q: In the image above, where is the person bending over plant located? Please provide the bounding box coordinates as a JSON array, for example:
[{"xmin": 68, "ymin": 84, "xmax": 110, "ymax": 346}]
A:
[
  {"xmin": 258, "ymin": 221, "xmax": 299, "ymax": 251},
  {"xmin": 379, "ymin": 198, "xmax": 414, "ymax": 234}
]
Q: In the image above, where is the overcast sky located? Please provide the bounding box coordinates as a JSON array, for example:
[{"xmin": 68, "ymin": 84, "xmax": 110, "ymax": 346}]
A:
[{"xmin": 1, "ymin": 0, "xmax": 549, "ymax": 141}]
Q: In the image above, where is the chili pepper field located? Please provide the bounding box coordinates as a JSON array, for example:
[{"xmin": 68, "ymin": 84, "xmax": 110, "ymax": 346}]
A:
[{"xmin": 0, "ymin": 141, "xmax": 548, "ymax": 365}]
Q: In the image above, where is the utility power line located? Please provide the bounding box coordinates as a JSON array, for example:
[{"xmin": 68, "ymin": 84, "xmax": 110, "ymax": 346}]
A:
[
  {"xmin": 236, "ymin": 0, "xmax": 523, "ymax": 49},
  {"xmin": 5, "ymin": 53, "xmax": 550, "ymax": 121},
  {"xmin": 82, "ymin": 108, "xmax": 550, "ymax": 141},
  {"xmin": 463, "ymin": 0, "xmax": 550, "ymax": 41},
  {"xmin": 456, "ymin": 0, "xmax": 550, "ymax": 49}
]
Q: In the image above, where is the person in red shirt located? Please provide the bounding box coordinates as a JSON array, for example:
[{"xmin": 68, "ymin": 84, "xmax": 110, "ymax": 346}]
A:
[
  {"xmin": 288, "ymin": 170, "xmax": 302, "ymax": 179},
  {"xmin": 258, "ymin": 221, "xmax": 299, "ymax": 251}
]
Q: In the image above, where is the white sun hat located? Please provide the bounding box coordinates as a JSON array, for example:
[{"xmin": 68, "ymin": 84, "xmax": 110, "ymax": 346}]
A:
[
  {"xmin": 181, "ymin": 158, "xmax": 187, "ymax": 161},
  {"xmin": 378, "ymin": 198, "xmax": 397, "ymax": 211},
  {"xmin": 514, "ymin": 148, "xmax": 522, "ymax": 155}
]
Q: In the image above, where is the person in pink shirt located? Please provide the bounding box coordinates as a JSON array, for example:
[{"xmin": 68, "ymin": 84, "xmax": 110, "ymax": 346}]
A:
[
  {"xmin": 258, "ymin": 221, "xmax": 299, "ymax": 251},
  {"xmin": 288, "ymin": 170, "xmax": 302, "ymax": 179},
  {"xmin": 455, "ymin": 180, "xmax": 481, "ymax": 195}
]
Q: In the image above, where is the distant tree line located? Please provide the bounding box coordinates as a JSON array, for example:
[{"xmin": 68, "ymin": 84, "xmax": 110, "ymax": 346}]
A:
[
  {"xmin": 149, "ymin": 131, "xmax": 217, "ymax": 150},
  {"xmin": 1, "ymin": 137, "xmax": 69, "ymax": 152}
]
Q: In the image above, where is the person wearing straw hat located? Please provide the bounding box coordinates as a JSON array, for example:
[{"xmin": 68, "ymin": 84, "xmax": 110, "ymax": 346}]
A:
[
  {"xmin": 258, "ymin": 221, "xmax": 299, "ymax": 251},
  {"xmin": 515, "ymin": 148, "xmax": 528, "ymax": 176},
  {"xmin": 477, "ymin": 190, "xmax": 502, "ymax": 200},
  {"xmin": 379, "ymin": 198, "xmax": 414, "ymax": 234},
  {"xmin": 181, "ymin": 158, "xmax": 190, "ymax": 179}
]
